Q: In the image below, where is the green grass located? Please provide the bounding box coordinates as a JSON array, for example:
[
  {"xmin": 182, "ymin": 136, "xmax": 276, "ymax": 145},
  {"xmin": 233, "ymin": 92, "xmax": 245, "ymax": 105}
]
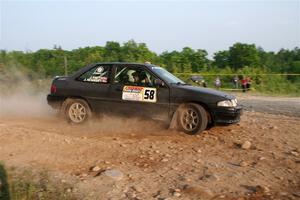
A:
[
  {"xmin": 0, "ymin": 163, "xmax": 10, "ymax": 200},
  {"xmin": 177, "ymin": 73, "xmax": 300, "ymax": 96},
  {"xmin": 0, "ymin": 162, "xmax": 77, "ymax": 200}
]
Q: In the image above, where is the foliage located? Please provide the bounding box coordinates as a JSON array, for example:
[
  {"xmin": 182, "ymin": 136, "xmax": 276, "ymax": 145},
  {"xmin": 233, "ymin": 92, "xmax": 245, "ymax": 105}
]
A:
[
  {"xmin": 0, "ymin": 40, "xmax": 299, "ymax": 95},
  {"xmin": 0, "ymin": 162, "xmax": 78, "ymax": 200}
]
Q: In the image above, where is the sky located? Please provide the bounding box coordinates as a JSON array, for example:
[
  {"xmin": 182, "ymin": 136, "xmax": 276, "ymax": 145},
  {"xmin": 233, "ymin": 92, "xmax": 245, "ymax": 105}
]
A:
[{"xmin": 0, "ymin": 0, "xmax": 299, "ymax": 56}]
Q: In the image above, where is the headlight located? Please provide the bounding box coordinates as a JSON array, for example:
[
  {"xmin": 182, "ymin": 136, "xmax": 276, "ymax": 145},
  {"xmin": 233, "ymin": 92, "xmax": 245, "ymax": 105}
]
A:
[{"xmin": 217, "ymin": 99, "xmax": 237, "ymax": 107}]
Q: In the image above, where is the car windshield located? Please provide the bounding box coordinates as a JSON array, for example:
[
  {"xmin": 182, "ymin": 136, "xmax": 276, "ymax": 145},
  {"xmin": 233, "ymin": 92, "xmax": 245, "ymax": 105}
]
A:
[{"xmin": 152, "ymin": 66, "xmax": 186, "ymax": 84}]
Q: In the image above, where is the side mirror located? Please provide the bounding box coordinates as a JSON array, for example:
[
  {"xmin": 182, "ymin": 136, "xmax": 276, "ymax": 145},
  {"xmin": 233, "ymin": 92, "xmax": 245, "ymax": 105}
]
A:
[{"xmin": 154, "ymin": 79, "xmax": 165, "ymax": 87}]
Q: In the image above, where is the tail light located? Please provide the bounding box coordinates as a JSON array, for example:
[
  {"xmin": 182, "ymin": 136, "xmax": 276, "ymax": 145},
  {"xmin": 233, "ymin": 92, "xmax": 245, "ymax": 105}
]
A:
[{"xmin": 51, "ymin": 84, "xmax": 57, "ymax": 94}]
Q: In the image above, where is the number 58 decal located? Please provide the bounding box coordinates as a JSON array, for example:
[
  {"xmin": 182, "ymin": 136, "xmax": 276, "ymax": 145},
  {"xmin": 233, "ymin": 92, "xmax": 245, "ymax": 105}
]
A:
[{"xmin": 143, "ymin": 88, "xmax": 157, "ymax": 102}]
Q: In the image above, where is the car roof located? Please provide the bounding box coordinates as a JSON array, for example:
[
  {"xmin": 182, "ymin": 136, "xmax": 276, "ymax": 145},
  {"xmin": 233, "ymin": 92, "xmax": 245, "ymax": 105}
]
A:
[
  {"xmin": 70, "ymin": 62, "xmax": 159, "ymax": 78},
  {"xmin": 94, "ymin": 62, "xmax": 156, "ymax": 68}
]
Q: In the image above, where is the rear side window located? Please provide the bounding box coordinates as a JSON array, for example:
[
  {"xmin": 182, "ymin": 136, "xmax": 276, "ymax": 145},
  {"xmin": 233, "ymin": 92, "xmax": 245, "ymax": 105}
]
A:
[{"xmin": 77, "ymin": 65, "xmax": 110, "ymax": 83}]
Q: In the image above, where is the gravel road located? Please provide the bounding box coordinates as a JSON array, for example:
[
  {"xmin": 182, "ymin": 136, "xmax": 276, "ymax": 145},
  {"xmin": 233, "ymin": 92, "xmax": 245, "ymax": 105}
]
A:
[
  {"xmin": 237, "ymin": 94, "xmax": 300, "ymax": 117},
  {"xmin": 0, "ymin": 94, "xmax": 299, "ymax": 200}
]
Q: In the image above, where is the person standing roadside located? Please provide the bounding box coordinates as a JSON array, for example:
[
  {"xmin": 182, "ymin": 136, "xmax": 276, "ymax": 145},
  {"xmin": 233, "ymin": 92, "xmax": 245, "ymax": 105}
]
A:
[
  {"xmin": 232, "ymin": 75, "xmax": 239, "ymax": 89},
  {"xmin": 246, "ymin": 77, "xmax": 252, "ymax": 91},
  {"xmin": 215, "ymin": 76, "xmax": 221, "ymax": 90},
  {"xmin": 202, "ymin": 79, "xmax": 207, "ymax": 87},
  {"xmin": 241, "ymin": 77, "xmax": 247, "ymax": 92}
]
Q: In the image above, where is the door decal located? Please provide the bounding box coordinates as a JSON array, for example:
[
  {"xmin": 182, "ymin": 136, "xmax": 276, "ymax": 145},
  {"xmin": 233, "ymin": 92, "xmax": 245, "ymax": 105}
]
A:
[{"xmin": 122, "ymin": 86, "xmax": 157, "ymax": 103}]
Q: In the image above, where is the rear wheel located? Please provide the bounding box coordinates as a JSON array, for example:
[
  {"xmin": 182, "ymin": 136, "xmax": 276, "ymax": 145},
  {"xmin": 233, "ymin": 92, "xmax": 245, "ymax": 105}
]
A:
[
  {"xmin": 62, "ymin": 98, "xmax": 91, "ymax": 124},
  {"xmin": 177, "ymin": 103, "xmax": 208, "ymax": 135}
]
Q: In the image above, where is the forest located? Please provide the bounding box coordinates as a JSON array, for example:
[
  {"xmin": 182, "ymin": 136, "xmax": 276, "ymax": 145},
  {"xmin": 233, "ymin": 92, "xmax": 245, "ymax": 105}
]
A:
[{"xmin": 0, "ymin": 40, "xmax": 299, "ymax": 94}]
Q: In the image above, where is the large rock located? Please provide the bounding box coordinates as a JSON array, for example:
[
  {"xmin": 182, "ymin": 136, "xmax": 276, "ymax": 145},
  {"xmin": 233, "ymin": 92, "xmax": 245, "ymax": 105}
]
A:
[
  {"xmin": 103, "ymin": 169, "xmax": 123, "ymax": 180},
  {"xmin": 91, "ymin": 165, "xmax": 101, "ymax": 172},
  {"xmin": 239, "ymin": 161, "xmax": 249, "ymax": 167},
  {"xmin": 132, "ymin": 185, "xmax": 143, "ymax": 193},
  {"xmin": 173, "ymin": 192, "xmax": 181, "ymax": 197},
  {"xmin": 290, "ymin": 151, "xmax": 299, "ymax": 157},
  {"xmin": 241, "ymin": 141, "xmax": 251, "ymax": 150}
]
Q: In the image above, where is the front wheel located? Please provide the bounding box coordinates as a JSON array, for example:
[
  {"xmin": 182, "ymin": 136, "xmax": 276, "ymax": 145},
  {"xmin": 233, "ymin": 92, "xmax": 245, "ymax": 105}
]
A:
[
  {"xmin": 62, "ymin": 98, "xmax": 91, "ymax": 124},
  {"xmin": 177, "ymin": 103, "xmax": 208, "ymax": 135}
]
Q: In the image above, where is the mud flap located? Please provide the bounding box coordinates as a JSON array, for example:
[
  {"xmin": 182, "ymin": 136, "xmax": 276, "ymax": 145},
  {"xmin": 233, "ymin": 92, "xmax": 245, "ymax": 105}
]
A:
[
  {"xmin": 168, "ymin": 110, "xmax": 178, "ymax": 130},
  {"xmin": 59, "ymin": 98, "xmax": 71, "ymax": 118}
]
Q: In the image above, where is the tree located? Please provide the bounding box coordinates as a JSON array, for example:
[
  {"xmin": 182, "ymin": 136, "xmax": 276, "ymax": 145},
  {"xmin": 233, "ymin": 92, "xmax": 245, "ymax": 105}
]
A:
[
  {"xmin": 1, "ymin": 40, "xmax": 299, "ymax": 79},
  {"xmin": 257, "ymin": 47, "xmax": 277, "ymax": 72},
  {"xmin": 213, "ymin": 50, "xmax": 230, "ymax": 69},
  {"xmin": 104, "ymin": 41, "xmax": 121, "ymax": 61},
  {"xmin": 228, "ymin": 43, "xmax": 260, "ymax": 70},
  {"xmin": 160, "ymin": 51, "xmax": 181, "ymax": 72},
  {"xmin": 192, "ymin": 49, "xmax": 209, "ymax": 72}
]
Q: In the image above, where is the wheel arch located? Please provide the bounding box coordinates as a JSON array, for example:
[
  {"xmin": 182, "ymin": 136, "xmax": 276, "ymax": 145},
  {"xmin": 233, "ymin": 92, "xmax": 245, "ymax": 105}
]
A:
[{"xmin": 62, "ymin": 96, "xmax": 93, "ymax": 112}]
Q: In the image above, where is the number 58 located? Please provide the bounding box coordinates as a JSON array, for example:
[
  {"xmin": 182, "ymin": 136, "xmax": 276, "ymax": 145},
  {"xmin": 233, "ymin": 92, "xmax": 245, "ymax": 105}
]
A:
[{"xmin": 144, "ymin": 89, "xmax": 155, "ymax": 100}]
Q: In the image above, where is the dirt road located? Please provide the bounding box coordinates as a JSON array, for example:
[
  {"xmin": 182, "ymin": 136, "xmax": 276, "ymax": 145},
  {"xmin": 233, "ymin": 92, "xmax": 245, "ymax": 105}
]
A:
[
  {"xmin": 238, "ymin": 94, "xmax": 300, "ymax": 118},
  {"xmin": 0, "ymin": 95, "xmax": 300, "ymax": 200}
]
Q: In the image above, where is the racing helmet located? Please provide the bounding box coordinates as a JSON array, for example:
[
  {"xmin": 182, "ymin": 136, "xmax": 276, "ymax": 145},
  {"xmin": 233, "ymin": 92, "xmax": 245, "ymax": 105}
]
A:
[{"xmin": 138, "ymin": 70, "xmax": 147, "ymax": 80}]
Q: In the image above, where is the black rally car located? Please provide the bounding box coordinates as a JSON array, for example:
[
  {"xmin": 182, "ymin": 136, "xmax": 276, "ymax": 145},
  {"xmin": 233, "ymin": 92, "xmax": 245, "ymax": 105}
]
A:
[{"xmin": 47, "ymin": 62, "xmax": 242, "ymax": 135}]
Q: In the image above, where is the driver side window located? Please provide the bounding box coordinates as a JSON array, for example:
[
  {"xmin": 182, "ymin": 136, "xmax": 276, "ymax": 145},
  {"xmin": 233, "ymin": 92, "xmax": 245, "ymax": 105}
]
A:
[{"xmin": 114, "ymin": 66, "xmax": 155, "ymax": 87}]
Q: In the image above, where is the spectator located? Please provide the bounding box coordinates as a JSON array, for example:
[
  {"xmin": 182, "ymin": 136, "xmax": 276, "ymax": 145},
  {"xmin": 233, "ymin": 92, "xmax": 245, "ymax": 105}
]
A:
[
  {"xmin": 214, "ymin": 76, "xmax": 221, "ymax": 89},
  {"xmin": 241, "ymin": 77, "xmax": 247, "ymax": 92},
  {"xmin": 246, "ymin": 77, "xmax": 252, "ymax": 91},
  {"xmin": 201, "ymin": 79, "xmax": 207, "ymax": 87},
  {"xmin": 232, "ymin": 75, "xmax": 239, "ymax": 89}
]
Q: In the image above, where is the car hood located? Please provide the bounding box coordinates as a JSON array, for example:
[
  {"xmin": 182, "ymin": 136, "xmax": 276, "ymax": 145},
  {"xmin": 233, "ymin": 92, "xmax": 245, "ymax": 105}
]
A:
[{"xmin": 177, "ymin": 85, "xmax": 236, "ymax": 100}]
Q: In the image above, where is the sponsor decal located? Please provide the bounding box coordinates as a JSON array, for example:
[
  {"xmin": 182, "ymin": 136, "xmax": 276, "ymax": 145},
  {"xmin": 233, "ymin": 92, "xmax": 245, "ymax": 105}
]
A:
[{"xmin": 122, "ymin": 86, "xmax": 156, "ymax": 102}]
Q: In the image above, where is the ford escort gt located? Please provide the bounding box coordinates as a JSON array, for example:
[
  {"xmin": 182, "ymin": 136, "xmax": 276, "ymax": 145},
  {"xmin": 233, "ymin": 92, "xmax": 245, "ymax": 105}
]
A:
[{"xmin": 47, "ymin": 62, "xmax": 242, "ymax": 135}]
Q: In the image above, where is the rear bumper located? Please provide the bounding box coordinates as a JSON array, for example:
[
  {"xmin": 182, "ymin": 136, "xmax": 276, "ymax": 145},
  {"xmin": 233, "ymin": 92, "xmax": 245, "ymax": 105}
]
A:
[
  {"xmin": 212, "ymin": 105, "xmax": 243, "ymax": 125},
  {"xmin": 47, "ymin": 94, "xmax": 64, "ymax": 109}
]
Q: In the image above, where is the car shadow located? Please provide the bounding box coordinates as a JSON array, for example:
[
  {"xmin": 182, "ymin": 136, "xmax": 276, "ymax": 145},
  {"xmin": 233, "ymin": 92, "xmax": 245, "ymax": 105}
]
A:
[{"xmin": 0, "ymin": 162, "xmax": 10, "ymax": 200}]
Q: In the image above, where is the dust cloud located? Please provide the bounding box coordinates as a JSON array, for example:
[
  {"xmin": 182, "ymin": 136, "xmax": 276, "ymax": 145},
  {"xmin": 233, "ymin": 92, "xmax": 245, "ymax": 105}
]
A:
[
  {"xmin": 0, "ymin": 67, "xmax": 167, "ymax": 135},
  {"xmin": 76, "ymin": 115, "xmax": 169, "ymax": 136},
  {"xmin": 0, "ymin": 67, "xmax": 53, "ymax": 117},
  {"xmin": 0, "ymin": 90, "xmax": 52, "ymax": 117}
]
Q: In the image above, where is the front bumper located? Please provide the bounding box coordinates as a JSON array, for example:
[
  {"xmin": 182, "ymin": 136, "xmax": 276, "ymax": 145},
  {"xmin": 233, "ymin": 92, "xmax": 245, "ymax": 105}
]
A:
[
  {"xmin": 212, "ymin": 105, "xmax": 243, "ymax": 125},
  {"xmin": 47, "ymin": 94, "xmax": 64, "ymax": 109}
]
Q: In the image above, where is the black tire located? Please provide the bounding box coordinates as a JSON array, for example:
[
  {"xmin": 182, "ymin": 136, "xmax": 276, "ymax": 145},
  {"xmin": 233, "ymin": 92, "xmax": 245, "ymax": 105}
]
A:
[
  {"xmin": 61, "ymin": 98, "xmax": 92, "ymax": 124},
  {"xmin": 177, "ymin": 103, "xmax": 208, "ymax": 135}
]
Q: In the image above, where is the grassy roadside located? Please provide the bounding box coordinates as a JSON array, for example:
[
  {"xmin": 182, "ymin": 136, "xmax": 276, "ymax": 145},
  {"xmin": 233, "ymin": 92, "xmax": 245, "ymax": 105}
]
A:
[
  {"xmin": 177, "ymin": 71, "xmax": 300, "ymax": 96},
  {"xmin": 0, "ymin": 162, "xmax": 77, "ymax": 200},
  {"xmin": 0, "ymin": 164, "xmax": 9, "ymax": 200}
]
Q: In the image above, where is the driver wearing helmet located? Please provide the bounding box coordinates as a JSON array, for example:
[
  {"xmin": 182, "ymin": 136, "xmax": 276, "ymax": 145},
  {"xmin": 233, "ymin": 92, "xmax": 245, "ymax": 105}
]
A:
[{"xmin": 132, "ymin": 70, "xmax": 151, "ymax": 86}]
